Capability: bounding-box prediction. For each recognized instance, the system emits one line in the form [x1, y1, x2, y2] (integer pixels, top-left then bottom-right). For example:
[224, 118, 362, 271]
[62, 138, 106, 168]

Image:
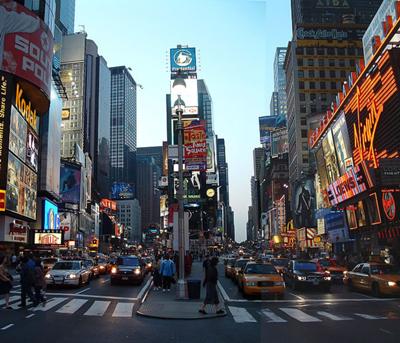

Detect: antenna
[78, 25, 86, 34]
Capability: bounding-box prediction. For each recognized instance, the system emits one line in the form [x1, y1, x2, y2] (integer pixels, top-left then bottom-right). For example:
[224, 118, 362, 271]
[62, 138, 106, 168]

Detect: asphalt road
[1, 266, 400, 343]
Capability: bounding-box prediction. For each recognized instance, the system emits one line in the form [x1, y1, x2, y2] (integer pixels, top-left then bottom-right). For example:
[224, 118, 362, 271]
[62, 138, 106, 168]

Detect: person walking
[160, 255, 176, 292]
[199, 257, 224, 315]
[153, 258, 162, 291]
[33, 259, 46, 306]
[0, 256, 12, 309]
[19, 256, 35, 307]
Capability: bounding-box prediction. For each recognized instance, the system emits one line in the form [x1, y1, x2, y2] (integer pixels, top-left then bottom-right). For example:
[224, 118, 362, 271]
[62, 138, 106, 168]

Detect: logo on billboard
[174, 50, 193, 67]
[382, 192, 396, 221]
[170, 47, 196, 73]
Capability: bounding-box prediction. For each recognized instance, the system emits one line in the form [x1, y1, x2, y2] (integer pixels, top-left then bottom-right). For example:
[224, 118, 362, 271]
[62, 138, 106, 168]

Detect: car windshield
[53, 262, 80, 270]
[295, 262, 317, 272]
[245, 264, 277, 274]
[235, 260, 250, 269]
[117, 257, 139, 266]
[271, 259, 288, 267]
[370, 265, 400, 275]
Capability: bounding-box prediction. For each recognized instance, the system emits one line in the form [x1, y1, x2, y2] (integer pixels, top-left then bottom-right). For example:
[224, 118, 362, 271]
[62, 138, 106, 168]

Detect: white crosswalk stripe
[56, 299, 88, 314]
[354, 313, 387, 320]
[228, 306, 257, 323]
[84, 300, 111, 317]
[317, 311, 353, 321]
[112, 302, 134, 317]
[0, 295, 19, 307]
[260, 308, 287, 323]
[278, 308, 322, 322]
[31, 297, 68, 312]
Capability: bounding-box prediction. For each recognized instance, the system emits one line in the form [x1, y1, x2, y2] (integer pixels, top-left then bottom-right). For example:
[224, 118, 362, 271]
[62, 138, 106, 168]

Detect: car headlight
[45, 273, 51, 279]
[134, 268, 141, 275]
[111, 267, 117, 274]
[67, 274, 77, 279]
[244, 281, 257, 286]
[100, 266, 105, 269]
[324, 276, 331, 281]
[388, 281, 397, 287]
[274, 281, 285, 286]
[147, 263, 152, 267]
[297, 276, 306, 281]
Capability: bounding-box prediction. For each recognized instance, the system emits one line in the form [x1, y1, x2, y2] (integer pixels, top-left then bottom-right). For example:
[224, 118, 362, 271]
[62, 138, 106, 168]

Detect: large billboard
[292, 178, 316, 229]
[184, 120, 207, 171]
[0, 1, 54, 100]
[271, 128, 288, 157]
[331, 112, 352, 175]
[170, 47, 196, 73]
[59, 161, 81, 204]
[111, 182, 135, 200]
[170, 78, 198, 116]
[259, 115, 286, 145]
[43, 199, 59, 231]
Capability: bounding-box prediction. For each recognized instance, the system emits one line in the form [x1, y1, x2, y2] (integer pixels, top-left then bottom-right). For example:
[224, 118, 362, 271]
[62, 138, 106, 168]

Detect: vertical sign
[184, 120, 207, 171]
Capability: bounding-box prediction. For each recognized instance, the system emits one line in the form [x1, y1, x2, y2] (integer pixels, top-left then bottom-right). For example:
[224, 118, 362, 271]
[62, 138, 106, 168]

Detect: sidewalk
[137, 261, 226, 320]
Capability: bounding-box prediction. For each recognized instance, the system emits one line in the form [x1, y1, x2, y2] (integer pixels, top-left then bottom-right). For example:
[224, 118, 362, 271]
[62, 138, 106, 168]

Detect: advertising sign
[34, 232, 62, 245]
[43, 199, 58, 231]
[332, 112, 352, 175]
[322, 130, 340, 184]
[271, 128, 288, 157]
[0, 1, 54, 99]
[100, 198, 117, 212]
[259, 115, 286, 145]
[206, 138, 216, 172]
[293, 179, 316, 228]
[59, 161, 81, 204]
[111, 182, 134, 199]
[170, 47, 196, 73]
[324, 211, 347, 231]
[170, 78, 198, 116]
[5, 220, 28, 243]
[184, 120, 206, 171]
[59, 212, 72, 241]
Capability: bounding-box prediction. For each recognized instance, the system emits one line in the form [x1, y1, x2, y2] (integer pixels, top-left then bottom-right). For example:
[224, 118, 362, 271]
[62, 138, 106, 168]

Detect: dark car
[110, 256, 145, 285]
[285, 260, 331, 292]
[97, 258, 110, 275]
[84, 259, 100, 279]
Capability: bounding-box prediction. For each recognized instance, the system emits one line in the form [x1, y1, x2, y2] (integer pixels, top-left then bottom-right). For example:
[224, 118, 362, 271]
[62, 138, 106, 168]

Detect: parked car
[343, 262, 400, 297]
[110, 255, 145, 285]
[224, 258, 236, 278]
[84, 259, 100, 279]
[270, 258, 289, 275]
[285, 260, 331, 291]
[45, 260, 91, 287]
[313, 258, 347, 282]
[237, 262, 285, 298]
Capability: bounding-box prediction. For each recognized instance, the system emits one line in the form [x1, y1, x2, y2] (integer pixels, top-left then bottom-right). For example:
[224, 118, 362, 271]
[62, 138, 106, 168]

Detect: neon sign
[382, 192, 396, 221]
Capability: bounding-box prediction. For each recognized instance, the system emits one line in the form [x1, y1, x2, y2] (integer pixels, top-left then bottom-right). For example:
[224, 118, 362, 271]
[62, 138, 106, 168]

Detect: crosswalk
[1, 296, 136, 318]
[228, 306, 398, 324]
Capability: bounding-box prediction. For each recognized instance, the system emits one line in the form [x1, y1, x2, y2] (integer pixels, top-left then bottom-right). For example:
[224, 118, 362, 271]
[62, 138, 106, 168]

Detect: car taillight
[111, 267, 117, 274]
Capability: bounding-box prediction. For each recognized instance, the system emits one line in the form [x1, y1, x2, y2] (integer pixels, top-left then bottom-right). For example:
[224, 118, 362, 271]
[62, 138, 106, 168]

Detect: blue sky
[75, 0, 292, 242]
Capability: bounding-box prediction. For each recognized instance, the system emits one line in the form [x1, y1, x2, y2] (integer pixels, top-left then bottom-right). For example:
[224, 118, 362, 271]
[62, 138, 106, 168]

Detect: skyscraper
[110, 66, 137, 188]
[198, 79, 214, 137]
[273, 47, 288, 117]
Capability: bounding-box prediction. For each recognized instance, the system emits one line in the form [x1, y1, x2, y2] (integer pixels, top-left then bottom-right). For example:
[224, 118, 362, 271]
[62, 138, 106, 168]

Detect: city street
[1, 265, 399, 343]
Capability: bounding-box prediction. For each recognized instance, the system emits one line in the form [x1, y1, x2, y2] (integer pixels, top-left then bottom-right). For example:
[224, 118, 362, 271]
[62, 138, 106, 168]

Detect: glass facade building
[198, 80, 213, 137]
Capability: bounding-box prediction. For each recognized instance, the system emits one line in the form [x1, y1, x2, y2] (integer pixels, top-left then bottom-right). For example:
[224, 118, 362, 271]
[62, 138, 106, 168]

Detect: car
[285, 260, 331, 291]
[224, 258, 236, 278]
[97, 258, 110, 275]
[270, 258, 289, 275]
[143, 257, 154, 274]
[237, 262, 285, 298]
[313, 258, 347, 282]
[343, 262, 400, 297]
[84, 259, 100, 279]
[42, 257, 61, 274]
[232, 259, 251, 283]
[45, 260, 91, 287]
[110, 255, 145, 285]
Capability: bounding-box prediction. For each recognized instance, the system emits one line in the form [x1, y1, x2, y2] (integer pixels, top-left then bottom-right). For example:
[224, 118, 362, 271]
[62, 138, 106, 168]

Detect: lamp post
[175, 95, 186, 299]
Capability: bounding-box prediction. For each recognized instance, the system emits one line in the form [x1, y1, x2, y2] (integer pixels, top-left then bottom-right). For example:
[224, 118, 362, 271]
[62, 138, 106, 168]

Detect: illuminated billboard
[34, 232, 62, 245]
[111, 182, 134, 200]
[170, 47, 196, 73]
[292, 178, 316, 229]
[331, 112, 352, 175]
[259, 115, 286, 145]
[60, 161, 81, 204]
[43, 199, 59, 231]
[322, 130, 340, 184]
[184, 120, 207, 171]
[170, 78, 198, 116]
[0, 1, 54, 100]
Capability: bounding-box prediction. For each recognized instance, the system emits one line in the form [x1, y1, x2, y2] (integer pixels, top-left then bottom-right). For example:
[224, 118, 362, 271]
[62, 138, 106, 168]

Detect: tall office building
[269, 92, 279, 116]
[116, 199, 141, 243]
[110, 66, 137, 187]
[273, 47, 288, 117]
[285, 0, 382, 201]
[137, 146, 163, 172]
[198, 79, 214, 137]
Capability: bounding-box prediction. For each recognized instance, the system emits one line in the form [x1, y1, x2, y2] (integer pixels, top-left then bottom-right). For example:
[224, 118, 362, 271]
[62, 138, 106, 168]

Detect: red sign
[0, 1, 54, 99]
[382, 192, 396, 221]
[184, 120, 206, 171]
[0, 190, 5, 211]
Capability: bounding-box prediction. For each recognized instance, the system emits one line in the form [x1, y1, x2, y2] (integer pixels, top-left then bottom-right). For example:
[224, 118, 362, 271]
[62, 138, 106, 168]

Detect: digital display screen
[34, 232, 62, 245]
[332, 112, 352, 175]
[322, 130, 340, 184]
[43, 199, 59, 231]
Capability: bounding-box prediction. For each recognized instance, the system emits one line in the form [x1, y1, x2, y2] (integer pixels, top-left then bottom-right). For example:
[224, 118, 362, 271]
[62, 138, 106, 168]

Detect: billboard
[0, 1, 54, 100]
[184, 120, 207, 171]
[206, 138, 216, 172]
[332, 112, 352, 175]
[170, 78, 198, 116]
[271, 128, 288, 157]
[43, 199, 59, 231]
[34, 232, 62, 245]
[59, 161, 81, 204]
[170, 47, 196, 73]
[111, 182, 134, 200]
[322, 130, 340, 184]
[293, 178, 316, 229]
[259, 115, 286, 145]
[100, 198, 117, 212]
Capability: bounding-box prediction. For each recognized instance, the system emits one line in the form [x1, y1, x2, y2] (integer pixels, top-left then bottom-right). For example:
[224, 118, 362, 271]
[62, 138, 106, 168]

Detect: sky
[75, 0, 292, 242]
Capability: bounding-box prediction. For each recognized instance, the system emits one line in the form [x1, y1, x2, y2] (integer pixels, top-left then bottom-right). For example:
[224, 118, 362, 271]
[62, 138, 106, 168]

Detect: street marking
[25, 314, 35, 319]
[225, 297, 399, 304]
[228, 306, 257, 323]
[289, 292, 305, 300]
[280, 308, 321, 322]
[84, 301, 110, 316]
[354, 313, 387, 320]
[0, 295, 19, 306]
[10, 298, 33, 310]
[112, 303, 134, 317]
[11, 291, 137, 301]
[56, 299, 88, 314]
[260, 308, 287, 323]
[31, 297, 68, 312]
[1, 324, 14, 331]
[317, 311, 353, 321]
[380, 328, 393, 335]
[218, 281, 231, 302]
[75, 288, 91, 294]
[137, 277, 153, 300]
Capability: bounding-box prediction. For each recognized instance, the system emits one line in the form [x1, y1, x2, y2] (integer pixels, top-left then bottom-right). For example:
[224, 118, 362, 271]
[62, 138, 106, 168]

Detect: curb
[133, 276, 153, 313]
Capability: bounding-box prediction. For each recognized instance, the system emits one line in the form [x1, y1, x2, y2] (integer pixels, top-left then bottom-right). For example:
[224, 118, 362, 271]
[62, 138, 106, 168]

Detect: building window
[301, 130, 308, 138]
[307, 59, 314, 67]
[329, 70, 336, 78]
[310, 93, 316, 101]
[339, 59, 346, 67]
[301, 117, 307, 126]
[327, 47, 335, 55]
[320, 82, 326, 89]
[306, 47, 314, 55]
[319, 70, 325, 78]
[317, 48, 325, 55]
[309, 70, 315, 78]
[299, 81, 305, 89]
[299, 93, 306, 101]
[298, 70, 304, 78]
[309, 81, 315, 89]
[329, 59, 335, 67]
[296, 47, 304, 55]
[340, 70, 346, 78]
[300, 105, 306, 113]
[318, 59, 324, 67]
[331, 81, 337, 90]
[297, 59, 303, 66]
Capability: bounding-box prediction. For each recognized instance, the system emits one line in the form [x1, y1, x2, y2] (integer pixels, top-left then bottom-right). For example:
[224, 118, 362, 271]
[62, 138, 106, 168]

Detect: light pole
[175, 95, 186, 299]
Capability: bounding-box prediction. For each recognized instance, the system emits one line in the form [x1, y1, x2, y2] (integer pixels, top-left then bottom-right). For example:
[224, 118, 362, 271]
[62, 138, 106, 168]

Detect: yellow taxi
[343, 262, 400, 297]
[237, 262, 285, 298]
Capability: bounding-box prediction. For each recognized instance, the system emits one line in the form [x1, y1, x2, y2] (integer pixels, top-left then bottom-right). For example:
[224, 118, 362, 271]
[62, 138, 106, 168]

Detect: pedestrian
[153, 258, 162, 291]
[0, 255, 12, 309]
[33, 259, 46, 306]
[19, 256, 35, 307]
[160, 255, 176, 292]
[199, 257, 224, 315]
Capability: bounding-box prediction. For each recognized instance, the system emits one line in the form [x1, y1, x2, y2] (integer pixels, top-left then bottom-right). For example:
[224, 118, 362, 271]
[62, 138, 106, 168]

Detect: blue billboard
[259, 115, 286, 144]
[111, 182, 135, 200]
[170, 47, 196, 73]
[60, 162, 81, 204]
[43, 199, 59, 231]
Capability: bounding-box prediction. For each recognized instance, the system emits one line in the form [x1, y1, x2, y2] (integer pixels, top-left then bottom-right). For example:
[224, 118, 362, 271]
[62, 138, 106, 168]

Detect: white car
[45, 260, 91, 287]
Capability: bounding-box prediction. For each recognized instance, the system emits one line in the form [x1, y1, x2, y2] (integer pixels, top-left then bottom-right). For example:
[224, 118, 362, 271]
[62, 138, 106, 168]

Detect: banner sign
[184, 120, 206, 171]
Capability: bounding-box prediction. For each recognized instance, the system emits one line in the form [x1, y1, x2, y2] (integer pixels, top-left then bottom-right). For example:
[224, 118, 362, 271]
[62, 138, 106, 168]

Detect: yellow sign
[61, 108, 70, 120]
[0, 190, 6, 211]
[314, 236, 321, 243]
[15, 83, 38, 131]
[206, 188, 215, 198]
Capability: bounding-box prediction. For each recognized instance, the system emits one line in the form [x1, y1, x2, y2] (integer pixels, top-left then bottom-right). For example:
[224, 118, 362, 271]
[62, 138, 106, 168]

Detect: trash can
[187, 279, 201, 299]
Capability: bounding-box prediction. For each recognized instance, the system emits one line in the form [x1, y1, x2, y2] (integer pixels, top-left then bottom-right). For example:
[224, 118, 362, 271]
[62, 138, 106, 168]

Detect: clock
[206, 189, 215, 198]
